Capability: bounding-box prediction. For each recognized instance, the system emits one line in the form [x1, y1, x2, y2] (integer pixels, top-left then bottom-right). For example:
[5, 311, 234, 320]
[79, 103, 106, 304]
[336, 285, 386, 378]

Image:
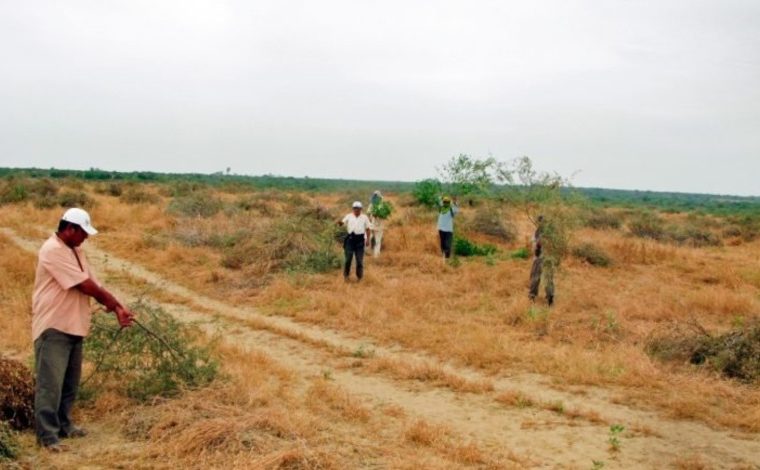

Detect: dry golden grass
[3, 181, 760, 466]
[0, 233, 35, 356]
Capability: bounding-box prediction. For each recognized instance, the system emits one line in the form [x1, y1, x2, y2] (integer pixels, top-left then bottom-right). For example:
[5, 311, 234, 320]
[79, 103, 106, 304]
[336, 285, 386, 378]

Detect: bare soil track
[4, 227, 759, 469]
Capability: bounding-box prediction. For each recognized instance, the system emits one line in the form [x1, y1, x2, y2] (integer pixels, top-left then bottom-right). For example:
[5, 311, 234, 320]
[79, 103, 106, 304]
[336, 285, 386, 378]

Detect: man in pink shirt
[32, 208, 135, 451]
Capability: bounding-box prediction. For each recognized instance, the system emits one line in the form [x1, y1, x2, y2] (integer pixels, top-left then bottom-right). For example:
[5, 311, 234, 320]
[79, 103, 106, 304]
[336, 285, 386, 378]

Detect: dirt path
[6, 228, 759, 469]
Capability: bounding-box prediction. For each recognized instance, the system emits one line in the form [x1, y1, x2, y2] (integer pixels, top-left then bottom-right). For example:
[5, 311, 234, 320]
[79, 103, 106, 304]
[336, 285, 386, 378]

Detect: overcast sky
[1, 1, 758, 196]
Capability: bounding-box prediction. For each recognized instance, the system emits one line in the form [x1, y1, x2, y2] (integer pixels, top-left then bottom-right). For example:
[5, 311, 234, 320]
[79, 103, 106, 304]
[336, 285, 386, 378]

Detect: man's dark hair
[57, 219, 79, 233]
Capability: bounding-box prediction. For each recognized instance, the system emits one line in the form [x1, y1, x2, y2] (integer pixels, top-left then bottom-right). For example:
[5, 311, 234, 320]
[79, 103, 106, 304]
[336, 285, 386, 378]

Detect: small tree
[437, 154, 497, 199]
[412, 178, 442, 208]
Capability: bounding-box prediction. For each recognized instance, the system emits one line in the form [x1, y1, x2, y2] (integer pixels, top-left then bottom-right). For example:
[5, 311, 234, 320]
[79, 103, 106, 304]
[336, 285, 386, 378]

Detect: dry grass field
[1, 178, 759, 469]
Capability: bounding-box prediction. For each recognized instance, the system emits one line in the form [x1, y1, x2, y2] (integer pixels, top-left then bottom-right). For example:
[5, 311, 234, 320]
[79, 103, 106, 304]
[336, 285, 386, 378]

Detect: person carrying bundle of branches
[31, 208, 135, 452]
[367, 190, 392, 257]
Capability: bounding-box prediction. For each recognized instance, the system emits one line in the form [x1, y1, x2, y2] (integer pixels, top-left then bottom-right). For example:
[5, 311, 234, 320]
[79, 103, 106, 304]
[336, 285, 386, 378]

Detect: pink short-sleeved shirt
[31, 234, 99, 341]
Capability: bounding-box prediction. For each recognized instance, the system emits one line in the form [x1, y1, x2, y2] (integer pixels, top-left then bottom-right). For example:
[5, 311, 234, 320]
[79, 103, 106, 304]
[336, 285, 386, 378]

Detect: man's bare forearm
[75, 278, 122, 311]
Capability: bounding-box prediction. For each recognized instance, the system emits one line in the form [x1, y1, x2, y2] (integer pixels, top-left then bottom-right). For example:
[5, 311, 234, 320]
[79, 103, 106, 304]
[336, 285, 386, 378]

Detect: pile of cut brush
[647, 319, 760, 383]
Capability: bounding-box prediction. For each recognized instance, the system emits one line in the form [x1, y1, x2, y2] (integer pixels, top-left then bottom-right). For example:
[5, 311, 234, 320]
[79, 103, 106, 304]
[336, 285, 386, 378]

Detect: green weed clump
[510, 247, 530, 259]
[571, 242, 612, 267]
[84, 302, 218, 402]
[0, 357, 34, 430]
[453, 236, 497, 257]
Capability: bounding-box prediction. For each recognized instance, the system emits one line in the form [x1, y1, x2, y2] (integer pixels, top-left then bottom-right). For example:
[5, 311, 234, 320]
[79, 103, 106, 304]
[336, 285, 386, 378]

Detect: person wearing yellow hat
[437, 196, 459, 259]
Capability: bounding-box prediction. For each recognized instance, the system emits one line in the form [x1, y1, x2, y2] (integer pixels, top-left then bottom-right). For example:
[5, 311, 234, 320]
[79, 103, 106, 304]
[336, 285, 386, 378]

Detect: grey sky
[1, 1, 758, 195]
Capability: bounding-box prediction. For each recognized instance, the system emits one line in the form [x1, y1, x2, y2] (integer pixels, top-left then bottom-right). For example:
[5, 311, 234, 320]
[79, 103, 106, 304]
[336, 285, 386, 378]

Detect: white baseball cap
[352, 201, 363, 208]
[61, 208, 98, 235]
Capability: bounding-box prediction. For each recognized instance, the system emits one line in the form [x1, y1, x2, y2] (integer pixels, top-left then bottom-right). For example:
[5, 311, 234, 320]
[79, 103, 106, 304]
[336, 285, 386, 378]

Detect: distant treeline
[1, 167, 758, 216]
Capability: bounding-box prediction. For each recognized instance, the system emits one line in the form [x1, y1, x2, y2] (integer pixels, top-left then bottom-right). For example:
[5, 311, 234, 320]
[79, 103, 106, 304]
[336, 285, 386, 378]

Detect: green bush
[0, 421, 19, 462]
[571, 242, 612, 267]
[168, 193, 224, 218]
[412, 179, 442, 208]
[454, 236, 497, 257]
[84, 302, 218, 402]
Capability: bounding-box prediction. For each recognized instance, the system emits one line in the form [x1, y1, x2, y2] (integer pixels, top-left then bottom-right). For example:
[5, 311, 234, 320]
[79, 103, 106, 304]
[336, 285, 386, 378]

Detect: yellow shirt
[31, 234, 98, 340]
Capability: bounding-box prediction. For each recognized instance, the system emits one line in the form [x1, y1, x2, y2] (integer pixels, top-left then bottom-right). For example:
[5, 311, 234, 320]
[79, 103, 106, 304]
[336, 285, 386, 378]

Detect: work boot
[547, 295, 554, 307]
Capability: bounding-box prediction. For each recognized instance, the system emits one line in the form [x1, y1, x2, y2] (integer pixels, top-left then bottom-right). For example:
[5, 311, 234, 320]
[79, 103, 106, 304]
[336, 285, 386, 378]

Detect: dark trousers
[529, 257, 555, 305]
[343, 234, 365, 279]
[439, 230, 453, 258]
[34, 328, 83, 446]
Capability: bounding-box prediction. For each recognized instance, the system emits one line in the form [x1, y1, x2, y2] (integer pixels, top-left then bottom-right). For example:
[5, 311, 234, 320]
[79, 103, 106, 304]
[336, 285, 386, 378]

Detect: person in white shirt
[337, 201, 371, 281]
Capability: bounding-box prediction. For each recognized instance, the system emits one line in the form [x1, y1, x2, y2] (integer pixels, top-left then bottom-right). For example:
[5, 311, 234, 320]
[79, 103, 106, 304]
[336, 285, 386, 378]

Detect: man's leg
[442, 231, 453, 258]
[34, 329, 74, 446]
[355, 239, 365, 280]
[544, 262, 555, 306]
[529, 257, 542, 301]
[439, 230, 446, 257]
[58, 337, 83, 437]
[343, 238, 354, 279]
[373, 230, 383, 257]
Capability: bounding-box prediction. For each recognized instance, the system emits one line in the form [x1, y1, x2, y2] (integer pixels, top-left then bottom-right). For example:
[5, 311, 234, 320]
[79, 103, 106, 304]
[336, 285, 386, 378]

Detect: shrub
[583, 208, 622, 230]
[571, 242, 612, 267]
[120, 187, 160, 205]
[168, 193, 224, 218]
[84, 302, 218, 401]
[647, 320, 760, 383]
[95, 182, 123, 197]
[0, 356, 34, 430]
[58, 190, 94, 208]
[0, 180, 27, 204]
[628, 211, 665, 240]
[454, 236, 497, 257]
[221, 210, 341, 274]
[412, 179, 442, 208]
[0, 421, 19, 462]
[469, 206, 516, 242]
[666, 224, 722, 247]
